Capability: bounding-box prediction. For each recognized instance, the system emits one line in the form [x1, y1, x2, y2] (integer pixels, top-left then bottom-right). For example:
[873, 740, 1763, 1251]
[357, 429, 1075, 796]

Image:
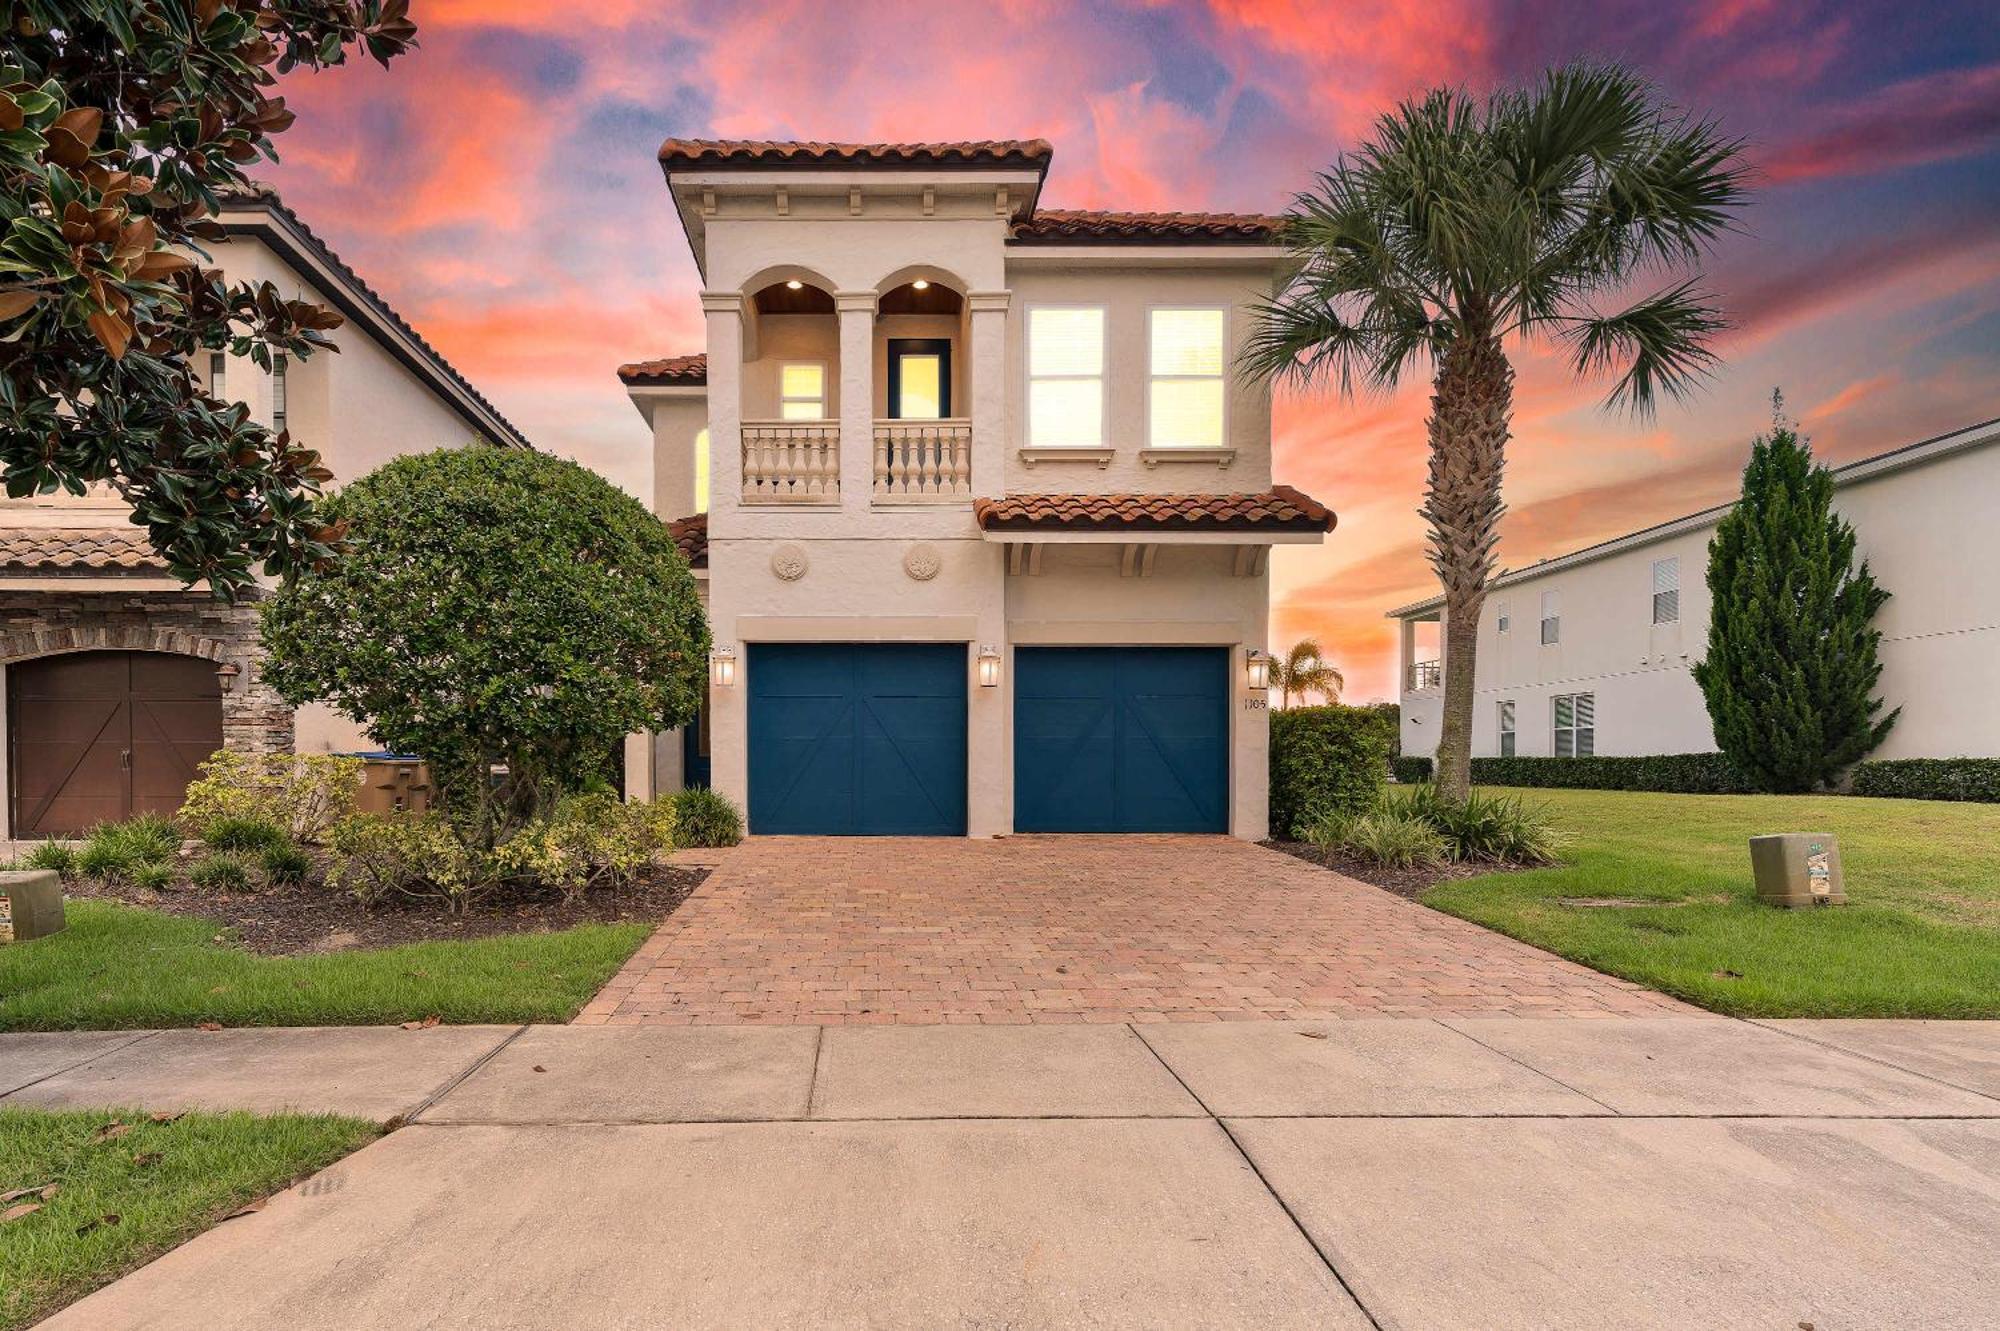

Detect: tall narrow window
[1027, 307, 1104, 447]
[693, 427, 710, 515]
[1496, 603, 1510, 634]
[208, 352, 227, 401]
[270, 354, 288, 435]
[1497, 700, 1516, 757]
[1553, 693, 1595, 757]
[1148, 308, 1225, 448]
[778, 362, 826, 420]
[1652, 556, 1680, 624]
[1540, 590, 1561, 645]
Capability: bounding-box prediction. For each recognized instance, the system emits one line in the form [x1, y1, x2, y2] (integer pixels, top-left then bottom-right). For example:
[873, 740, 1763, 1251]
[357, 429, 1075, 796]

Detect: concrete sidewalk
[7, 1017, 1998, 1329]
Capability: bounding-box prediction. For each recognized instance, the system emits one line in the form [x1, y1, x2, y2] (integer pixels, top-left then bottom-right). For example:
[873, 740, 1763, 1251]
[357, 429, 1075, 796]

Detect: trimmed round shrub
[188, 853, 252, 892]
[668, 787, 744, 849]
[1268, 705, 1393, 840]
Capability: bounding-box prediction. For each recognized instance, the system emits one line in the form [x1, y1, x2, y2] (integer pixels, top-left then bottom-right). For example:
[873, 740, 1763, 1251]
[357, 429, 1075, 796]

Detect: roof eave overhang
[1005, 244, 1289, 268]
[215, 203, 531, 450]
[979, 528, 1327, 545]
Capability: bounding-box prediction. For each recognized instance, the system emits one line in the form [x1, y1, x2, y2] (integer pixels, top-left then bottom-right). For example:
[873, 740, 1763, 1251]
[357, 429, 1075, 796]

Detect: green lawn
[0, 900, 651, 1031]
[0, 1106, 378, 1330]
[1424, 788, 2000, 1017]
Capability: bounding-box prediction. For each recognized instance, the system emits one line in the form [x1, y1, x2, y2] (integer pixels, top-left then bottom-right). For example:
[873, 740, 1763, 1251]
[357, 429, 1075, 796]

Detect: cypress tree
[1693, 407, 1899, 791]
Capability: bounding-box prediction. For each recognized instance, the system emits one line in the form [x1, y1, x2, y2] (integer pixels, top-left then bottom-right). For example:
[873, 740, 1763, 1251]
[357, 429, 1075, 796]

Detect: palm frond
[1559, 278, 1727, 414]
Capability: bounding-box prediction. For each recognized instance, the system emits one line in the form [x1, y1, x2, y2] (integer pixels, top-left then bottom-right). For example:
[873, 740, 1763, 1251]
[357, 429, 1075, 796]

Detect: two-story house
[1388, 416, 2000, 766]
[619, 139, 1335, 839]
[1, 187, 529, 838]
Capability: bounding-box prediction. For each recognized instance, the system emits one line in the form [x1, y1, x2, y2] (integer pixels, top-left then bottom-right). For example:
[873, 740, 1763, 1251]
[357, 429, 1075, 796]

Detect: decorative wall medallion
[902, 542, 942, 581]
[770, 544, 809, 581]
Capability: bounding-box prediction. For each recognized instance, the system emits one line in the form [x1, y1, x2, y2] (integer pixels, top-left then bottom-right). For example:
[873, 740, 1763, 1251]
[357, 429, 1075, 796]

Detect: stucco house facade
[1, 189, 529, 838]
[621, 139, 1334, 839]
[1390, 417, 2000, 765]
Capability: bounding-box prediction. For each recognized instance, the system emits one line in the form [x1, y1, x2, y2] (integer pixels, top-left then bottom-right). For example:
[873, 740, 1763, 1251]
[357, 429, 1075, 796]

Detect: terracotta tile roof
[618, 353, 708, 387]
[1009, 209, 1287, 246]
[0, 527, 167, 574]
[973, 486, 1334, 534]
[217, 186, 532, 449]
[667, 512, 708, 569]
[659, 140, 1052, 172]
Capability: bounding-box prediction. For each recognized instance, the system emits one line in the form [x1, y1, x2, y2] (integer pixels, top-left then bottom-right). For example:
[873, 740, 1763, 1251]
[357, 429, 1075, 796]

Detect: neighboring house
[1, 187, 529, 837]
[1390, 417, 2000, 765]
[619, 139, 1334, 838]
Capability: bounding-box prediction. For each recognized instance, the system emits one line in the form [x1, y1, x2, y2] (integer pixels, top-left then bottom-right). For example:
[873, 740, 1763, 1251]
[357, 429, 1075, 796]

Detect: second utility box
[0, 869, 66, 943]
[1749, 832, 1845, 908]
[350, 753, 433, 815]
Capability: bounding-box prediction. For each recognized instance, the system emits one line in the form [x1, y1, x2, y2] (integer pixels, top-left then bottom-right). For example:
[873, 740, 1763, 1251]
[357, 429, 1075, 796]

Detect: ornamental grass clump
[1387, 785, 1567, 865]
[667, 788, 744, 849]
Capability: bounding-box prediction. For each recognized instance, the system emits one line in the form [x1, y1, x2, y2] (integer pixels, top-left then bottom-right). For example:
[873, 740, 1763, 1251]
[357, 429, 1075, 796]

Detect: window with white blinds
[1497, 700, 1516, 757]
[1496, 603, 1510, 634]
[1652, 556, 1680, 624]
[1148, 308, 1225, 448]
[1028, 307, 1105, 447]
[779, 363, 826, 420]
[271, 354, 288, 435]
[1553, 692, 1595, 757]
[1540, 590, 1561, 645]
[208, 351, 227, 401]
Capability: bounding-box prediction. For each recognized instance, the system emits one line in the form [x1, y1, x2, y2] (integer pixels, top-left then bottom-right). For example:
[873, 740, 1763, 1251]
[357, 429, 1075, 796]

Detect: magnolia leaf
[2, 1203, 41, 1223]
[0, 288, 43, 319]
[51, 106, 103, 145]
[86, 308, 132, 359]
[0, 93, 21, 132]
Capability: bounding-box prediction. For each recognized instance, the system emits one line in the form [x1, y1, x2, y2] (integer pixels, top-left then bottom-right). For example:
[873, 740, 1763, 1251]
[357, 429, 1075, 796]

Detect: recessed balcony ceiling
[752, 282, 834, 315]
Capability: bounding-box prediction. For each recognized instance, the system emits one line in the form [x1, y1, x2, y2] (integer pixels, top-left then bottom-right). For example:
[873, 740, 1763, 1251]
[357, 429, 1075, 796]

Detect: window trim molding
[1023, 302, 1107, 451]
[1143, 304, 1229, 451]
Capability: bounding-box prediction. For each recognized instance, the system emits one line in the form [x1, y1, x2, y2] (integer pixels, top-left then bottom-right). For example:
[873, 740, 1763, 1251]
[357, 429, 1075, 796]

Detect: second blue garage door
[1014, 647, 1229, 833]
[747, 643, 967, 835]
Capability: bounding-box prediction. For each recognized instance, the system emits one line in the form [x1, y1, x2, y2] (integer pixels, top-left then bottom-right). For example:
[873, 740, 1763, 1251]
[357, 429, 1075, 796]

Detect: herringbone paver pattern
[577, 836, 1693, 1025]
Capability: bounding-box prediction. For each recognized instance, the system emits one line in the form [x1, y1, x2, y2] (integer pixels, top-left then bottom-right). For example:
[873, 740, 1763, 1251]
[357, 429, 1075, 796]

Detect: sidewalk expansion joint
[402, 1025, 529, 1125]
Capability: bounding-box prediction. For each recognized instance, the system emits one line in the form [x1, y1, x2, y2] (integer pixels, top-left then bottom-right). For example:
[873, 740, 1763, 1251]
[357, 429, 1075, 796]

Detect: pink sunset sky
[261, 1, 2000, 701]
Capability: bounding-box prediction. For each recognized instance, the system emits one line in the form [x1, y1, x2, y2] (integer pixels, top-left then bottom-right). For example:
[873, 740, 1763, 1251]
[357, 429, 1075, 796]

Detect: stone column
[700, 292, 749, 816]
[967, 291, 1009, 498]
[834, 291, 876, 508]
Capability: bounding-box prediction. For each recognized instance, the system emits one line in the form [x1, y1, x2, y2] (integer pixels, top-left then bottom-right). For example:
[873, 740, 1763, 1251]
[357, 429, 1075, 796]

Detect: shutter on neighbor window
[1652, 557, 1680, 624]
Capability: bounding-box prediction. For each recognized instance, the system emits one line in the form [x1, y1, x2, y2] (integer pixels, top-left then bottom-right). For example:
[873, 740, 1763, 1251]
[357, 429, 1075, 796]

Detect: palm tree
[1270, 638, 1345, 709]
[1244, 64, 1747, 801]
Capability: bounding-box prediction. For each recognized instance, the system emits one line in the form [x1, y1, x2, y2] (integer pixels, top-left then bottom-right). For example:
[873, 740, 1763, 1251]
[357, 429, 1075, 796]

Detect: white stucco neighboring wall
[1394, 421, 2000, 765]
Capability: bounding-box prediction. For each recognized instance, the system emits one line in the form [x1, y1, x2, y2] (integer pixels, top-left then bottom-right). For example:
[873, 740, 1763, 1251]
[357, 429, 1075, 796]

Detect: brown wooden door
[9, 651, 223, 836]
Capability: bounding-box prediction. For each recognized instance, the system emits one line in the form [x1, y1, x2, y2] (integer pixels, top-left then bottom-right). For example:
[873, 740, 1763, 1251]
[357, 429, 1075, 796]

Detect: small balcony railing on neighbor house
[1408, 660, 1442, 691]
[742, 419, 839, 503]
[874, 419, 971, 501]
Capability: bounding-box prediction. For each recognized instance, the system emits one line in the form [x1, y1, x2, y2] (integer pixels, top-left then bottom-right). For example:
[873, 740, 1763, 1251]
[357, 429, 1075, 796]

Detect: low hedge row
[1850, 758, 2000, 803]
[1390, 752, 1756, 794]
[1269, 705, 1394, 839]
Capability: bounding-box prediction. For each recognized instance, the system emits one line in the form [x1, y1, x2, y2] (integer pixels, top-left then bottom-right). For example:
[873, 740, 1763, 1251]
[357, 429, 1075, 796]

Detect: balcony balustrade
[873, 419, 971, 501]
[1408, 660, 1443, 691]
[741, 419, 839, 503]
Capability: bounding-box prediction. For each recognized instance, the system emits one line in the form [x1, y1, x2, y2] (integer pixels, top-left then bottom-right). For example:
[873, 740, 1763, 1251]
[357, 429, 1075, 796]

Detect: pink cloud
[1764, 62, 2000, 184]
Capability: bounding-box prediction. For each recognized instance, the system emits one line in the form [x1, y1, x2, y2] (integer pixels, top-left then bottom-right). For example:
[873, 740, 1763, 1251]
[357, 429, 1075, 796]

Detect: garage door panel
[1015, 647, 1228, 834]
[748, 644, 966, 836]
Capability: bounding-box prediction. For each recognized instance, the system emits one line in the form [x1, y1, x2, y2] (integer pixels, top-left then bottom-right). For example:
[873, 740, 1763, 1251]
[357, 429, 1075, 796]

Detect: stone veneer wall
[0, 588, 293, 754]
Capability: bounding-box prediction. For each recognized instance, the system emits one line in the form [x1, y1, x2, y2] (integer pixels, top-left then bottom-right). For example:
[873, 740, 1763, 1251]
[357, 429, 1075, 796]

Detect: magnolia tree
[260, 447, 710, 849]
[0, 2, 417, 594]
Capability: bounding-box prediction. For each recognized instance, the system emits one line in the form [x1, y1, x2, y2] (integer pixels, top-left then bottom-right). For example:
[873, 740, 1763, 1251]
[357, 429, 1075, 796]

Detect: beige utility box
[1748, 832, 1845, 908]
[0, 869, 66, 943]
[353, 757, 433, 815]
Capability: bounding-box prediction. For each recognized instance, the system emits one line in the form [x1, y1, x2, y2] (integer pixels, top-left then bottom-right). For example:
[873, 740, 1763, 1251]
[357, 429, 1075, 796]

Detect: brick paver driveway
[580, 836, 1688, 1025]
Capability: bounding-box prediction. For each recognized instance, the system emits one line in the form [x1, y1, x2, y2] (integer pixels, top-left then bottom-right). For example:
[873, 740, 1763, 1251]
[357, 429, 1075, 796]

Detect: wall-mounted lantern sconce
[710, 648, 738, 688]
[1245, 649, 1272, 692]
[214, 661, 241, 693]
[976, 645, 1002, 689]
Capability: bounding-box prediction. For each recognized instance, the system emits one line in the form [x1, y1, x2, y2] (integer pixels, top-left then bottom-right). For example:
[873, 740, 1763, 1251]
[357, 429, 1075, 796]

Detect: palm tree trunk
[1422, 329, 1512, 803]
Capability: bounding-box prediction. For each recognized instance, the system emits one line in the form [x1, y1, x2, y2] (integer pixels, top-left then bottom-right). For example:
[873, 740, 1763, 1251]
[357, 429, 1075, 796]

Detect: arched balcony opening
[739, 277, 840, 503]
[873, 277, 971, 501]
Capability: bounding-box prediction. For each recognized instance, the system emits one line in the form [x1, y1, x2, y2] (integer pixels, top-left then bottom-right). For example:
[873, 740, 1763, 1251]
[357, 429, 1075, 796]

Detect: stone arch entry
[7, 647, 225, 836]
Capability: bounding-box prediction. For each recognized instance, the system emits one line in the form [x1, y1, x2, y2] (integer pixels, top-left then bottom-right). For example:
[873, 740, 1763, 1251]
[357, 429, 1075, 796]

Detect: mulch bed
[64, 862, 709, 956]
[1262, 839, 1519, 902]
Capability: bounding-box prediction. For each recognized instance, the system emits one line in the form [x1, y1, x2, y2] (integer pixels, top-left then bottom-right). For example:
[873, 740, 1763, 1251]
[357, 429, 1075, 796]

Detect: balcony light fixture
[710, 647, 738, 688]
[976, 645, 1002, 688]
[912, 279, 930, 290]
[1245, 649, 1272, 692]
[785, 279, 803, 290]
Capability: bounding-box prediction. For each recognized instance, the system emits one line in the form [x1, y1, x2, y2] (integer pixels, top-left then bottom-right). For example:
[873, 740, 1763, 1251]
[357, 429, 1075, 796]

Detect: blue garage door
[748, 643, 967, 835]
[1014, 647, 1229, 833]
